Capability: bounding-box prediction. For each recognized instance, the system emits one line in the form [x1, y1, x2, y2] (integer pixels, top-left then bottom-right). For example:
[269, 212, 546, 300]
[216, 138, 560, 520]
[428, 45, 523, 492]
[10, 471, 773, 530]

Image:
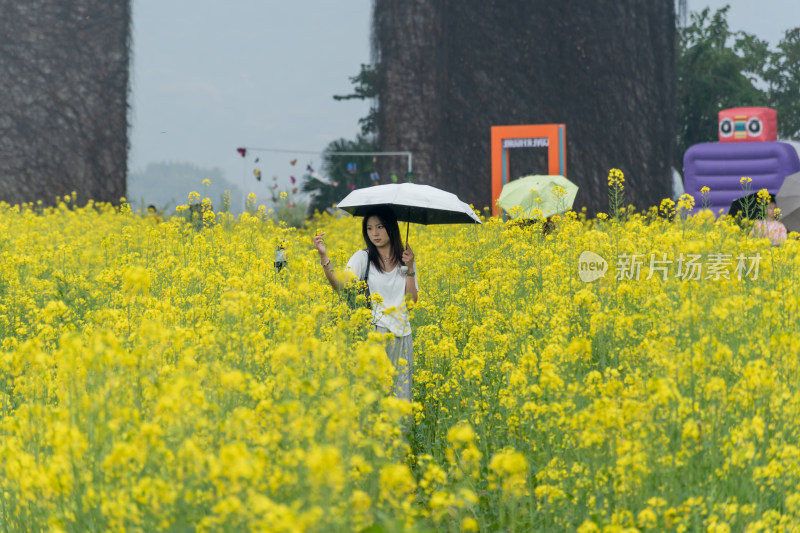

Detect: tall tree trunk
[0, 0, 131, 206]
[372, 0, 445, 185]
[374, 0, 675, 213]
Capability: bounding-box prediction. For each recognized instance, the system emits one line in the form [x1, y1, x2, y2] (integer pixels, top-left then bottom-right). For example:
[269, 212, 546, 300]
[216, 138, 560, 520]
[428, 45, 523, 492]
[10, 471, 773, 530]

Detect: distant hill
[127, 162, 243, 213]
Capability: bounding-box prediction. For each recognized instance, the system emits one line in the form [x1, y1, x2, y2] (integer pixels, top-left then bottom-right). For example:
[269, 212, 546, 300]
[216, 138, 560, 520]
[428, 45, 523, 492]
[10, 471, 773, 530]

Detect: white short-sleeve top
[346, 249, 418, 337]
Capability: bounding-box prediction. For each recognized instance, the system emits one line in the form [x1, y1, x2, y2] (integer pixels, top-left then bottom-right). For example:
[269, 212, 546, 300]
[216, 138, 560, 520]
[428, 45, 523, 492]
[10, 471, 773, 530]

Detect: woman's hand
[313, 232, 327, 257]
[402, 244, 418, 303]
[402, 245, 415, 271]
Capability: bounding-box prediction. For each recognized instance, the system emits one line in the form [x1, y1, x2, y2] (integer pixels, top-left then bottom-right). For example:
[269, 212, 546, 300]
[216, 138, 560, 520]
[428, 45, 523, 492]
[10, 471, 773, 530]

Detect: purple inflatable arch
[683, 141, 800, 214]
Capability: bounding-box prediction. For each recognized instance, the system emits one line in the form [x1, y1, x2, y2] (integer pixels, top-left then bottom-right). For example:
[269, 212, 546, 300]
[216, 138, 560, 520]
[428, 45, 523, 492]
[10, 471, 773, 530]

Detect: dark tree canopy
[0, 0, 131, 206]
[373, 0, 675, 213]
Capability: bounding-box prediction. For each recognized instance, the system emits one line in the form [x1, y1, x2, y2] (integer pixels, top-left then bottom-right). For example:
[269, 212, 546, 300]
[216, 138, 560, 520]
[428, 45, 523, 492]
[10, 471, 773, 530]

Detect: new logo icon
[579, 251, 608, 282]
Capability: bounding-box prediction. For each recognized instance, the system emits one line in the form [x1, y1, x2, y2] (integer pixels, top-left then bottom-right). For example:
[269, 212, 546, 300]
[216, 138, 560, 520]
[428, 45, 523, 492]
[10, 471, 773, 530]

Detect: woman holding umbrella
[313, 205, 418, 401]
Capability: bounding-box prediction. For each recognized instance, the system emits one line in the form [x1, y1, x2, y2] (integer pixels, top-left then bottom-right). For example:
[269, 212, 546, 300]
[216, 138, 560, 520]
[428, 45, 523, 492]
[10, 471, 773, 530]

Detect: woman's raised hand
[402, 244, 415, 270]
[312, 232, 327, 256]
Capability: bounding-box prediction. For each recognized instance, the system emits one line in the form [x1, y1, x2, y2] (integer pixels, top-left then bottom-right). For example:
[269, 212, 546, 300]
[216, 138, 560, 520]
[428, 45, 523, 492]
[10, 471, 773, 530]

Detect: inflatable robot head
[718, 107, 777, 142]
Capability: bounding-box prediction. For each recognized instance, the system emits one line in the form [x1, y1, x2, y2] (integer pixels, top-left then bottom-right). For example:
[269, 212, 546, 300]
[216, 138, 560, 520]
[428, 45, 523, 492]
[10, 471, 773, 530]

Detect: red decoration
[237, 147, 247, 157]
[718, 107, 777, 143]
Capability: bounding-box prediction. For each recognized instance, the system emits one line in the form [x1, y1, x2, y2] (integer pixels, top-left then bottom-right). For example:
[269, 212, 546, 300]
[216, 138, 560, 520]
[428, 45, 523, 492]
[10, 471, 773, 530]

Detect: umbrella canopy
[777, 171, 800, 232]
[497, 175, 578, 219]
[728, 191, 774, 219]
[336, 183, 481, 225]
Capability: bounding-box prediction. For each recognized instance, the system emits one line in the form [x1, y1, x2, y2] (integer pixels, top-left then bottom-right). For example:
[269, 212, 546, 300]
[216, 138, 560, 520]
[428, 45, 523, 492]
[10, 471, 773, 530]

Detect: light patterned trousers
[375, 326, 413, 401]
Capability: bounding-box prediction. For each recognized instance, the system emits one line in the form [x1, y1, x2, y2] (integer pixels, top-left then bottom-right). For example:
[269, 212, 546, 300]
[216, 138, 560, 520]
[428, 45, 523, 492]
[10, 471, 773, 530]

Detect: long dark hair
[361, 206, 404, 273]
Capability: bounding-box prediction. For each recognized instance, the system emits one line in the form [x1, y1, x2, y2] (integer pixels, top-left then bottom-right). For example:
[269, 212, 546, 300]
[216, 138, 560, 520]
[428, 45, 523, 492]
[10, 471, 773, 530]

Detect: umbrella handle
[401, 221, 410, 275]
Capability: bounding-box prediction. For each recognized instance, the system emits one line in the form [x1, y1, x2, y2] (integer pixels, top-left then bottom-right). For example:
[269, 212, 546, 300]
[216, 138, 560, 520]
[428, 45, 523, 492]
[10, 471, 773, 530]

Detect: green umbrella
[497, 174, 579, 219]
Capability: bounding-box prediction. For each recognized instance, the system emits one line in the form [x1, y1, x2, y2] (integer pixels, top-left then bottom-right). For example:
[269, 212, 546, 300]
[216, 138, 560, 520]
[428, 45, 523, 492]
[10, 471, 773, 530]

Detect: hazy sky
[127, 0, 373, 205]
[127, 1, 799, 204]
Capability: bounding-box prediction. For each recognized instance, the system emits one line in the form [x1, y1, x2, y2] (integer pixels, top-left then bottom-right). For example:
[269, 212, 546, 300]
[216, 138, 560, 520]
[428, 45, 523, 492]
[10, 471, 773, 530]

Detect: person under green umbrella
[497, 175, 578, 220]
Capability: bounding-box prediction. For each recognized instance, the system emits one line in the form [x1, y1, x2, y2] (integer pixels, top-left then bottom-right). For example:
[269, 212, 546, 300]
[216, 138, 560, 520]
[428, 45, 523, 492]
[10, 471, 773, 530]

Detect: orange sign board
[491, 124, 566, 216]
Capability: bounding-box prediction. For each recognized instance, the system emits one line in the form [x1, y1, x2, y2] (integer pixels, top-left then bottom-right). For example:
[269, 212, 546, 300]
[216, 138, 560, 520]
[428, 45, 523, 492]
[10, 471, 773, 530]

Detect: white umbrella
[777, 171, 800, 233]
[337, 183, 481, 245]
[337, 183, 481, 225]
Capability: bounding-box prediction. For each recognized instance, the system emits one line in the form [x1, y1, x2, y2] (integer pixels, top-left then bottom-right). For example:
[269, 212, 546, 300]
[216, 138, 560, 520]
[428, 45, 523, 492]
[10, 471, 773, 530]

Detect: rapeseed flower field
[1, 187, 800, 532]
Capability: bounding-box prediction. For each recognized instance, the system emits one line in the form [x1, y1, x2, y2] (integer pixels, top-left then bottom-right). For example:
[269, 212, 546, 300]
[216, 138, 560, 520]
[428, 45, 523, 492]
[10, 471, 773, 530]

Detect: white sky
[693, 0, 799, 42]
[127, 1, 799, 202]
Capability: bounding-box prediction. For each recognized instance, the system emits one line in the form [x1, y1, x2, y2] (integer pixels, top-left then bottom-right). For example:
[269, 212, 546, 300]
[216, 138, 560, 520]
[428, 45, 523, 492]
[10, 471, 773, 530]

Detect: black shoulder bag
[362, 260, 372, 309]
[343, 256, 372, 310]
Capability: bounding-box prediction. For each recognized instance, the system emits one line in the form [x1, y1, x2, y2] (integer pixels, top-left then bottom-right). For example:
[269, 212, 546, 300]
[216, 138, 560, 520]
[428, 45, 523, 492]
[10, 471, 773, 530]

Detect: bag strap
[363, 253, 372, 310]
